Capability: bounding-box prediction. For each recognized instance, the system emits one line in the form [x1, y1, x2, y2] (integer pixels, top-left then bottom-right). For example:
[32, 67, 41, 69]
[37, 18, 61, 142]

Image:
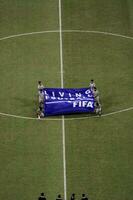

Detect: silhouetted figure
[38, 193, 46, 200]
[81, 194, 88, 200]
[56, 194, 63, 200]
[71, 193, 75, 200]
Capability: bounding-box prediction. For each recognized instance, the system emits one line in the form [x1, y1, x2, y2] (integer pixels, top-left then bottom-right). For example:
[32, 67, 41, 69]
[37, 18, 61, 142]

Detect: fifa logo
[73, 101, 93, 108]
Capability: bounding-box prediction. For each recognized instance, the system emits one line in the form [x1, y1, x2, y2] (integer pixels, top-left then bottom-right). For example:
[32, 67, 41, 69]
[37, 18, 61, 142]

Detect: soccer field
[0, 0, 133, 200]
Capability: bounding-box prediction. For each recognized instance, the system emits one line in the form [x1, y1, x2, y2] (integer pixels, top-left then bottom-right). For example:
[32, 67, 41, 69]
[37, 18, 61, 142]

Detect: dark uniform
[81, 194, 88, 200]
[56, 194, 62, 200]
[38, 193, 46, 200]
[71, 193, 75, 200]
[81, 198, 88, 200]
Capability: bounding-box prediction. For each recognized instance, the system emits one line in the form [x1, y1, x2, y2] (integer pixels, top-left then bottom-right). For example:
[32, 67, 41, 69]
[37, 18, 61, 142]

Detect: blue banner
[43, 88, 95, 116]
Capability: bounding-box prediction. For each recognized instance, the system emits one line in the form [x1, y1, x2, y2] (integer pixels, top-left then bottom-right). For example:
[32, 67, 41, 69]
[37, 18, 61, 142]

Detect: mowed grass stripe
[65, 111, 133, 200]
[0, 0, 59, 37]
[62, 0, 133, 200]
[0, 1, 65, 200]
[0, 118, 64, 200]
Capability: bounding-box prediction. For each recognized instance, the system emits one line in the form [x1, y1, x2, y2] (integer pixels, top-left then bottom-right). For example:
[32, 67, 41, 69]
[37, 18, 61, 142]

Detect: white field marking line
[1, 30, 133, 41]
[101, 107, 133, 117]
[0, 106, 133, 121]
[0, 30, 59, 41]
[0, 112, 61, 120]
[58, 1, 67, 200]
[63, 30, 133, 40]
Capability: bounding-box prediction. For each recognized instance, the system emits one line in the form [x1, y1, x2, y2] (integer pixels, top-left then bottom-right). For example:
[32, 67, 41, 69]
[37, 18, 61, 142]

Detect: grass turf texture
[0, 0, 133, 200]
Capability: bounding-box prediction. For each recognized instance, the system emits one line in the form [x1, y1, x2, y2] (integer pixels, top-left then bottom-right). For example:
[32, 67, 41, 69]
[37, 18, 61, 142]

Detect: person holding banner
[37, 106, 44, 119]
[95, 102, 102, 116]
[38, 81, 45, 106]
[38, 81, 44, 92]
[89, 79, 96, 90]
[37, 88, 45, 118]
[93, 87, 100, 105]
[39, 89, 44, 104]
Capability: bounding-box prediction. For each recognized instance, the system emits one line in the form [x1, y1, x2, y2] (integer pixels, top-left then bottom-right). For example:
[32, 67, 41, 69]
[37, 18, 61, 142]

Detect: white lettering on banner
[75, 93, 82, 98]
[82, 101, 88, 107]
[59, 92, 65, 97]
[79, 101, 82, 107]
[44, 90, 94, 101]
[51, 97, 56, 100]
[44, 91, 49, 100]
[87, 94, 93, 97]
[57, 97, 64, 100]
[52, 92, 55, 97]
[73, 101, 93, 108]
[44, 91, 48, 95]
[45, 95, 49, 100]
[85, 89, 91, 94]
[68, 93, 72, 97]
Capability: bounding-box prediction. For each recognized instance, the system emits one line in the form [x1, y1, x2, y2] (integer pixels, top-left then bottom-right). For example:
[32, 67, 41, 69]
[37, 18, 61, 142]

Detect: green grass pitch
[0, 0, 133, 200]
